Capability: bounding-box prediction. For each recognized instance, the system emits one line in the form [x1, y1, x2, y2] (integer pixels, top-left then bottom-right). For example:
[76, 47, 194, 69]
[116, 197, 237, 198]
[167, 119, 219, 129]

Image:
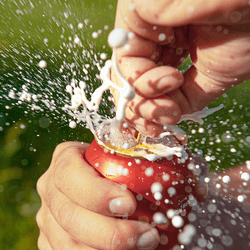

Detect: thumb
[132, 0, 250, 26]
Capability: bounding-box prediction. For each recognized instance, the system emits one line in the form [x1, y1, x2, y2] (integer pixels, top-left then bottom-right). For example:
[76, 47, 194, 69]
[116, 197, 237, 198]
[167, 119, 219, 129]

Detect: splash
[65, 28, 224, 161]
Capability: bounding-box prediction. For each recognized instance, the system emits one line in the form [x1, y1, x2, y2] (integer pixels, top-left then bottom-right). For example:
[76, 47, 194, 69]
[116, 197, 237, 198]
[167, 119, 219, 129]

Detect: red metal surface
[85, 140, 194, 249]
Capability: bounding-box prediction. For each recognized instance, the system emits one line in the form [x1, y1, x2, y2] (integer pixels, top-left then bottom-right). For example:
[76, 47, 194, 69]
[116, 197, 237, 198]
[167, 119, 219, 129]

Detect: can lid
[96, 132, 189, 161]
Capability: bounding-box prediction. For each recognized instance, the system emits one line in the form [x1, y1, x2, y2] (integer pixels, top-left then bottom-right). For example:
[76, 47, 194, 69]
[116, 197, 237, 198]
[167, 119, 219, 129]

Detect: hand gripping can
[85, 133, 202, 249]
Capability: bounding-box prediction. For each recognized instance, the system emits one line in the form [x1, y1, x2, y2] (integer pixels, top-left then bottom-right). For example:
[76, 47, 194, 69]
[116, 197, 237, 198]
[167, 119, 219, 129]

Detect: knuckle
[36, 208, 43, 229]
[37, 233, 43, 250]
[37, 174, 47, 198]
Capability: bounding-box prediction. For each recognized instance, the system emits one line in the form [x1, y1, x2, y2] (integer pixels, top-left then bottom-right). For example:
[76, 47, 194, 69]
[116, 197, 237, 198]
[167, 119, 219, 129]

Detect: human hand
[111, 0, 250, 137]
[36, 141, 160, 250]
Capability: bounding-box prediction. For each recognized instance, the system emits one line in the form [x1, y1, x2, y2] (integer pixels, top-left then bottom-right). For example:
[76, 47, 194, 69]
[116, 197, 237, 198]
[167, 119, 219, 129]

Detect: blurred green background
[0, 0, 249, 249]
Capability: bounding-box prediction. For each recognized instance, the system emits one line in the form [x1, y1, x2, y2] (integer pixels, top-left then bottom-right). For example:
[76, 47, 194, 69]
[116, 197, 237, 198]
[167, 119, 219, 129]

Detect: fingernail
[109, 198, 134, 215]
[137, 228, 159, 249]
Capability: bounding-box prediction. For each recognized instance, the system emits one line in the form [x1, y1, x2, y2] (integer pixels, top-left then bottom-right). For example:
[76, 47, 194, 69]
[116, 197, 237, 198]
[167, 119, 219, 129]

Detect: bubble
[222, 175, 231, 183]
[159, 235, 168, 245]
[188, 213, 197, 222]
[100, 53, 107, 60]
[38, 60, 47, 69]
[229, 11, 242, 23]
[135, 159, 141, 164]
[178, 224, 196, 245]
[69, 121, 77, 129]
[237, 195, 244, 202]
[172, 215, 184, 228]
[241, 172, 250, 182]
[122, 168, 129, 176]
[221, 235, 233, 247]
[39, 117, 50, 129]
[153, 212, 168, 224]
[188, 163, 195, 170]
[78, 22, 84, 29]
[151, 182, 163, 194]
[74, 37, 81, 44]
[158, 33, 166, 41]
[162, 173, 170, 181]
[207, 204, 217, 213]
[154, 192, 162, 200]
[168, 187, 176, 196]
[197, 238, 207, 248]
[212, 228, 222, 237]
[145, 167, 154, 176]
[92, 32, 98, 39]
[204, 177, 210, 183]
[136, 194, 143, 201]
[108, 28, 128, 48]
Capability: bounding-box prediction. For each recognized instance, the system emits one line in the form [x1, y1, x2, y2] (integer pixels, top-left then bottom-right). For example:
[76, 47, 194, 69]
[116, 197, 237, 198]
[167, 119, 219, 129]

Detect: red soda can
[85, 132, 203, 249]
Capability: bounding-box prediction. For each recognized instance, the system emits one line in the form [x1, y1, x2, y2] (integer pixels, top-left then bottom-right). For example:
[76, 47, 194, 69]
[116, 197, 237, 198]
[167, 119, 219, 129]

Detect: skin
[112, 0, 250, 137]
[36, 141, 207, 250]
[37, 0, 250, 249]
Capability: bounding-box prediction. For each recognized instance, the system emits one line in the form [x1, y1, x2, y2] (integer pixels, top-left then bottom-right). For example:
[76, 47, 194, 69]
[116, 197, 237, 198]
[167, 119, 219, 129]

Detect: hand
[112, 0, 250, 137]
[36, 142, 160, 250]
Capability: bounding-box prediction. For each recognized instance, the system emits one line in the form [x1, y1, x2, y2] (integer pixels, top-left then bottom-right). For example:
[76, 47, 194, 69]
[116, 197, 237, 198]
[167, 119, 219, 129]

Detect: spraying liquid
[1, 7, 249, 249]
[65, 28, 223, 162]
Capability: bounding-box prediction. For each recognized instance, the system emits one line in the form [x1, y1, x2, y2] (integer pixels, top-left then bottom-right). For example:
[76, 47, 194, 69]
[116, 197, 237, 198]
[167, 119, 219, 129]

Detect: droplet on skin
[128, 32, 135, 40]
[229, 11, 242, 23]
[188, 6, 194, 13]
[124, 44, 131, 51]
[129, 3, 135, 10]
[158, 33, 166, 41]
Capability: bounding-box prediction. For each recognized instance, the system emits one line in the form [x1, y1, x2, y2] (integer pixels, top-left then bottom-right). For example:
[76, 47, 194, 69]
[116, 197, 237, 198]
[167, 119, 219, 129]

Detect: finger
[37, 231, 53, 250]
[132, 65, 184, 98]
[189, 25, 250, 87]
[125, 107, 164, 137]
[51, 142, 137, 217]
[44, 184, 159, 250]
[37, 205, 95, 250]
[132, 0, 250, 26]
[116, 0, 174, 45]
[128, 93, 182, 125]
